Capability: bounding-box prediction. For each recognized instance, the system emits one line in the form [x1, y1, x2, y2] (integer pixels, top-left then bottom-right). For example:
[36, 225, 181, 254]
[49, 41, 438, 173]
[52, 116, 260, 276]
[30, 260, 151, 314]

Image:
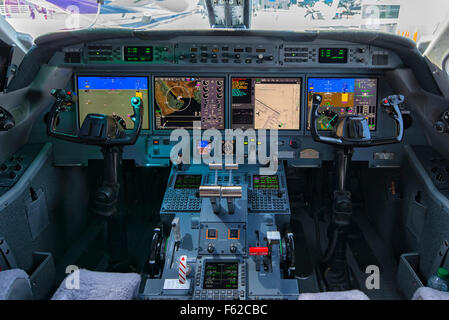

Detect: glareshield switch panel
[175, 43, 277, 65]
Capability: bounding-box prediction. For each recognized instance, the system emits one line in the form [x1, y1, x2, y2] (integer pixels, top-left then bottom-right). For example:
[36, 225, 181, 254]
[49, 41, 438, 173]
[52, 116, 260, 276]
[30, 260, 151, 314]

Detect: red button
[249, 247, 269, 256]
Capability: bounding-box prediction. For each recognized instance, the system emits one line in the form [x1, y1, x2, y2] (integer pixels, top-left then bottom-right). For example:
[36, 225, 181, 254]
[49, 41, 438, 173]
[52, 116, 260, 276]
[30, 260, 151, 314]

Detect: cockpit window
[1, 0, 448, 45]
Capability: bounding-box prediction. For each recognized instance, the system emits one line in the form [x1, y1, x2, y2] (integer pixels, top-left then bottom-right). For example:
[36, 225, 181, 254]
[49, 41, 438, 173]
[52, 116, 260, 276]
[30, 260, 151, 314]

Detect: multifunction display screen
[123, 46, 153, 62]
[154, 77, 224, 130]
[231, 77, 301, 130]
[319, 48, 348, 63]
[253, 175, 279, 189]
[174, 175, 202, 189]
[203, 262, 238, 289]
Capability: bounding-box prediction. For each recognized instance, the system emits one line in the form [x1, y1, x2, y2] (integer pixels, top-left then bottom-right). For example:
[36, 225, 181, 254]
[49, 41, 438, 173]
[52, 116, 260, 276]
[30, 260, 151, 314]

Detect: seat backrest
[412, 287, 449, 300]
[0, 269, 33, 300]
[298, 290, 370, 300]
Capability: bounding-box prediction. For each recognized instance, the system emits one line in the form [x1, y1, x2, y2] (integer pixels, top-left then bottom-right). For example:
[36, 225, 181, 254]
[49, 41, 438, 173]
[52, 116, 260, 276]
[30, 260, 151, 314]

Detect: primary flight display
[307, 78, 378, 131]
[77, 76, 149, 129]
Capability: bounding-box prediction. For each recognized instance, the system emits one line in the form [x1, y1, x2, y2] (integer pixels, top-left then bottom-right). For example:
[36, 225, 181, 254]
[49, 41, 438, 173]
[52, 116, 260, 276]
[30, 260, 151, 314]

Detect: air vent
[64, 52, 81, 63]
[87, 45, 113, 62]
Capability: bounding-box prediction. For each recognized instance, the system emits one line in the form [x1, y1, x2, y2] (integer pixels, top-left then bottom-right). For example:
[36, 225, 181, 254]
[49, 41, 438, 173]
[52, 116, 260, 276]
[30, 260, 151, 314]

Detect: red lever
[249, 247, 269, 256]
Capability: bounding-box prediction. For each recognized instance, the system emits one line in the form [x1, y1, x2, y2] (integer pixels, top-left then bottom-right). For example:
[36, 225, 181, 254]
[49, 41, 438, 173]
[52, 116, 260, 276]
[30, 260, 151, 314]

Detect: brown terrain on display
[155, 80, 200, 117]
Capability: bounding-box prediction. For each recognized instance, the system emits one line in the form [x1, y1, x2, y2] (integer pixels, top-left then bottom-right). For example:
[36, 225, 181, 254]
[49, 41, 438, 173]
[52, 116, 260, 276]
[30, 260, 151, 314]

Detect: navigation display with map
[231, 78, 301, 130]
[307, 78, 378, 131]
[77, 76, 149, 129]
[154, 77, 225, 130]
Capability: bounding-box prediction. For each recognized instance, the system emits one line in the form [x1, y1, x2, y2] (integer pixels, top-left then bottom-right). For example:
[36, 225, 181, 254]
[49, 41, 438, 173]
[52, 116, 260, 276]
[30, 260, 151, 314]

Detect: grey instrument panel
[53, 37, 401, 69]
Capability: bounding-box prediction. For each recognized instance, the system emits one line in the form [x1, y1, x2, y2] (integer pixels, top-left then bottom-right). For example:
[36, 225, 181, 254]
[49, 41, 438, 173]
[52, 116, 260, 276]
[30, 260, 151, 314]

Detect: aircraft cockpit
[0, 0, 449, 305]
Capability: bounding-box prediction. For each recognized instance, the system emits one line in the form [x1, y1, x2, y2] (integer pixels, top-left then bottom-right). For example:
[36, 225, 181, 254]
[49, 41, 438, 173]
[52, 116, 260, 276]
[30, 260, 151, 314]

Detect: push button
[249, 247, 269, 256]
[206, 228, 217, 239]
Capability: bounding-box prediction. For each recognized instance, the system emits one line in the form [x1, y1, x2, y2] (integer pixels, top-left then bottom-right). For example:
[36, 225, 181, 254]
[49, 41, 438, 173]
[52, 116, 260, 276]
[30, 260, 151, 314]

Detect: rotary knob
[230, 244, 237, 253]
[207, 243, 214, 253]
[434, 121, 447, 134]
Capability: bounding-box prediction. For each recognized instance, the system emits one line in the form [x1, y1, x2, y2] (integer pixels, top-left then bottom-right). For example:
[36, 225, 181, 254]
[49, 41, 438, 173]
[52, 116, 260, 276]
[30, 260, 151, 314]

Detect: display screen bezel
[76, 75, 150, 130]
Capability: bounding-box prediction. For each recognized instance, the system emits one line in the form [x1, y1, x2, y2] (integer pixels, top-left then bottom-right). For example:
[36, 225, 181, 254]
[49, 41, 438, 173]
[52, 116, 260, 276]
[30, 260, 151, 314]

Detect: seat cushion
[52, 269, 141, 300]
[412, 287, 449, 300]
[298, 290, 370, 300]
[0, 269, 33, 300]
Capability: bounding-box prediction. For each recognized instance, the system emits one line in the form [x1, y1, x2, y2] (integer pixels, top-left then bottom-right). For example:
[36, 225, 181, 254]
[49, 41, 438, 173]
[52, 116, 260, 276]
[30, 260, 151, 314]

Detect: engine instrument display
[307, 78, 378, 131]
[123, 46, 153, 62]
[203, 262, 238, 289]
[77, 76, 149, 129]
[174, 174, 202, 189]
[154, 77, 224, 130]
[319, 48, 348, 63]
[253, 175, 279, 189]
[231, 77, 301, 130]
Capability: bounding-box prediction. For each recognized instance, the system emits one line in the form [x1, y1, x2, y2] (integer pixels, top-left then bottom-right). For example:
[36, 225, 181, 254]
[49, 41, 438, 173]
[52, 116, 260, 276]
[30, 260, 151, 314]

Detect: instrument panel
[61, 41, 395, 68]
[74, 75, 379, 133]
[60, 37, 401, 137]
[45, 32, 415, 168]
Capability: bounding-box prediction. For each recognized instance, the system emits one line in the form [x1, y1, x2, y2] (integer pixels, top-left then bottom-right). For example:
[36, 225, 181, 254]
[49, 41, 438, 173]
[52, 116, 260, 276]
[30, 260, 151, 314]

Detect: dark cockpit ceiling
[8, 29, 438, 169]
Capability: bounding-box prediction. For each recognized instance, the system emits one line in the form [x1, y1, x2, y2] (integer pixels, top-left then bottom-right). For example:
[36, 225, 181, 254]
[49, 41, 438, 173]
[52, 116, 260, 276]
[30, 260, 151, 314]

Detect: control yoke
[310, 94, 404, 147]
[45, 88, 144, 270]
[310, 93, 405, 290]
[47, 89, 143, 146]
